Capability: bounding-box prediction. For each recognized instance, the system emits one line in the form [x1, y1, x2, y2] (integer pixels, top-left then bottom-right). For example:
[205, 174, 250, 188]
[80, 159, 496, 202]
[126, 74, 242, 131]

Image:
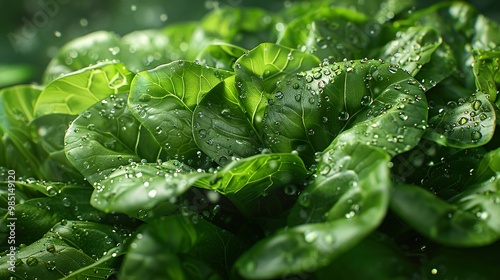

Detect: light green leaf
[198, 153, 310, 216]
[196, 43, 247, 71]
[0, 85, 43, 178]
[35, 62, 134, 118]
[64, 93, 166, 185]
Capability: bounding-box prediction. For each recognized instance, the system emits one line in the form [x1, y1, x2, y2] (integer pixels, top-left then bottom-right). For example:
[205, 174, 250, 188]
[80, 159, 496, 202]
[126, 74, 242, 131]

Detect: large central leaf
[264, 59, 428, 164]
[128, 61, 232, 168]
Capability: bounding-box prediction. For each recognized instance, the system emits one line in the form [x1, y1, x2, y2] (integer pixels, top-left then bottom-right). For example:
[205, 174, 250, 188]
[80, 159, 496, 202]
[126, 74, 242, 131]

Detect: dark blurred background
[0, 0, 498, 87]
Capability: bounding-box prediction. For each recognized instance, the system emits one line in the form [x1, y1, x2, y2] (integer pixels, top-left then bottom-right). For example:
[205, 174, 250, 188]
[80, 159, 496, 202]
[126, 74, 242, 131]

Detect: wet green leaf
[64, 93, 166, 185]
[235, 143, 390, 278]
[128, 61, 231, 168]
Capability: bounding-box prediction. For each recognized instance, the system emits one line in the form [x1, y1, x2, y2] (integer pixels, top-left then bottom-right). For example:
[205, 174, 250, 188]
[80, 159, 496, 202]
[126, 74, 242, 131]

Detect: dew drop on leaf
[471, 131, 482, 141]
[27, 257, 39, 266]
[275, 91, 284, 99]
[338, 111, 350, 121]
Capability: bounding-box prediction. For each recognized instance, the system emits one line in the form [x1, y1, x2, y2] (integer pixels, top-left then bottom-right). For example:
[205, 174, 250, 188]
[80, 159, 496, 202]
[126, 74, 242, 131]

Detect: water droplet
[275, 91, 284, 99]
[472, 100, 482, 111]
[138, 95, 152, 102]
[399, 113, 409, 121]
[46, 244, 56, 253]
[338, 111, 350, 121]
[292, 83, 300, 89]
[313, 72, 322, 79]
[83, 161, 90, 169]
[62, 197, 71, 207]
[360, 95, 372, 106]
[388, 65, 398, 73]
[305, 75, 313, 83]
[299, 193, 311, 207]
[155, 126, 163, 134]
[294, 94, 302, 102]
[471, 131, 482, 141]
[304, 231, 318, 242]
[219, 156, 228, 165]
[82, 111, 92, 118]
[27, 257, 39, 266]
[198, 129, 207, 138]
[458, 117, 468, 125]
[54, 31, 62, 37]
[148, 190, 157, 198]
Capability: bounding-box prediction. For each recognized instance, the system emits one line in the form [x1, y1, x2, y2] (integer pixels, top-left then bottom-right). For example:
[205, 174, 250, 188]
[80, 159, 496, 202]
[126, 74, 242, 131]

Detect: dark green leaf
[235, 143, 390, 278]
[391, 180, 500, 246]
[128, 61, 231, 167]
[425, 92, 495, 148]
[91, 160, 207, 219]
[265, 59, 428, 165]
[119, 215, 247, 280]
[379, 26, 442, 77]
[473, 49, 500, 103]
[198, 153, 310, 216]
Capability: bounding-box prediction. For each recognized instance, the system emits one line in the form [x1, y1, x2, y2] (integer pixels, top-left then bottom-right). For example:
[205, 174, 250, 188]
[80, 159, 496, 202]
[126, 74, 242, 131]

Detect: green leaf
[200, 7, 278, 49]
[414, 41, 457, 91]
[235, 142, 390, 278]
[0, 220, 128, 280]
[0, 85, 43, 178]
[378, 26, 442, 77]
[193, 76, 263, 165]
[128, 61, 231, 168]
[91, 160, 207, 219]
[264, 59, 428, 165]
[198, 153, 310, 216]
[43, 31, 125, 83]
[0, 186, 133, 245]
[234, 42, 321, 131]
[64, 93, 166, 185]
[196, 43, 247, 71]
[390, 179, 500, 246]
[0, 64, 34, 88]
[31, 114, 85, 182]
[425, 91, 495, 148]
[473, 49, 500, 103]
[278, 7, 370, 61]
[119, 215, 247, 280]
[314, 232, 417, 280]
[35, 62, 134, 118]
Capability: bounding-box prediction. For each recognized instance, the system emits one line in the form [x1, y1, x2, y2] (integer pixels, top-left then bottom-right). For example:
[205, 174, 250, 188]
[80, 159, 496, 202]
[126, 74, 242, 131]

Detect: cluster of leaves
[2, 0, 500, 279]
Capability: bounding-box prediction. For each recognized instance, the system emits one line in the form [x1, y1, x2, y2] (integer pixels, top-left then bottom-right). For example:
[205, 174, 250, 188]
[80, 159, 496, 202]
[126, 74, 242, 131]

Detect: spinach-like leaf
[265, 59, 428, 165]
[473, 49, 500, 103]
[91, 160, 207, 219]
[197, 153, 310, 216]
[35, 62, 134, 118]
[119, 215, 247, 280]
[234, 42, 321, 131]
[425, 91, 495, 148]
[64, 93, 166, 185]
[196, 43, 246, 71]
[193, 76, 263, 165]
[278, 7, 370, 61]
[235, 142, 390, 278]
[0, 185, 134, 246]
[43, 31, 125, 83]
[128, 61, 231, 167]
[391, 179, 500, 246]
[0, 85, 43, 178]
[379, 26, 442, 77]
[0, 220, 128, 279]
